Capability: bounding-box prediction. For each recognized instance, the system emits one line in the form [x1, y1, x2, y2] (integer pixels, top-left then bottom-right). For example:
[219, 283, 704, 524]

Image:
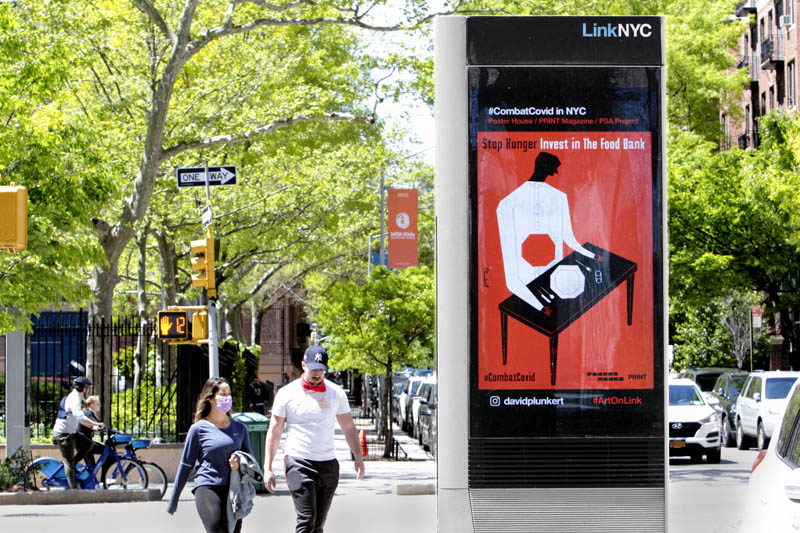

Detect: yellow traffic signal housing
[192, 311, 209, 342]
[190, 229, 216, 298]
[0, 185, 28, 252]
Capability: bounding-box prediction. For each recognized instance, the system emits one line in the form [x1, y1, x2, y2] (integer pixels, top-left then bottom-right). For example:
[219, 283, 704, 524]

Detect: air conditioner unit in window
[780, 14, 793, 27]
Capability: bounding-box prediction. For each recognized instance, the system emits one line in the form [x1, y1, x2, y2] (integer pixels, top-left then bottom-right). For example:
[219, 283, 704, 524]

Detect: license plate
[669, 440, 686, 448]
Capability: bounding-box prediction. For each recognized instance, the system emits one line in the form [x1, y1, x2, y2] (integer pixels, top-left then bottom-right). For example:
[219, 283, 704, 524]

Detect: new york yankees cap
[303, 346, 328, 371]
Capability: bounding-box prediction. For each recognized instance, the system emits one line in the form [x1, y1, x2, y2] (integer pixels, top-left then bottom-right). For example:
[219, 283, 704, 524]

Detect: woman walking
[167, 377, 252, 533]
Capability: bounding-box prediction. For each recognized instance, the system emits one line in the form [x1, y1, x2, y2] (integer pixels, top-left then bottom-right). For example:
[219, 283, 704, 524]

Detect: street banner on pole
[387, 188, 418, 268]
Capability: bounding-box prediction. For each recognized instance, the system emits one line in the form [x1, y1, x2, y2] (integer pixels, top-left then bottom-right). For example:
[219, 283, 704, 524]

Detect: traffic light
[157, 306, 209, 345]
[190, 228, 216, 298]
[0, 185, 28, 252]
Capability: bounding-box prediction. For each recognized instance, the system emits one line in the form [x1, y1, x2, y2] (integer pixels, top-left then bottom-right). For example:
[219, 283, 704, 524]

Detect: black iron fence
[26, 312, 178, 442]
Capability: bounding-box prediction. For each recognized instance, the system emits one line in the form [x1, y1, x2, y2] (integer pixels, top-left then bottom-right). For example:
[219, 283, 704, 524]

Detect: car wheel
[736, 419, 749, 450]
[721, 416, 733, 448]
[689, 452, 702, 463]
[757, 421, 768, 451]
[706, 447, 721, 464]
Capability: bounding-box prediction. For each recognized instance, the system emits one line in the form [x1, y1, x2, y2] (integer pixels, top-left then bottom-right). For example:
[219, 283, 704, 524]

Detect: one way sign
[176, 166, 237, 188]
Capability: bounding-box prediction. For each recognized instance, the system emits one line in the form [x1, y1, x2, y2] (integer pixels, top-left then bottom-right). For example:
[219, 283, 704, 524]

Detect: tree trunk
[88, 219, 131, 428]
[133, 224, 149, 390]
[251, 301, 266, 346]
[154, 230, 177, 308]
[225, 302, 247, 344]
[154, 230, 178, 388]
[779, 308, 799, 370]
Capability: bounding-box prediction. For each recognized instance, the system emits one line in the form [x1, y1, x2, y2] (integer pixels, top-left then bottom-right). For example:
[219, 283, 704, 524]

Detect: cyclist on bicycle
[79, 395, 107, 469]
[51, 376, 104, 488]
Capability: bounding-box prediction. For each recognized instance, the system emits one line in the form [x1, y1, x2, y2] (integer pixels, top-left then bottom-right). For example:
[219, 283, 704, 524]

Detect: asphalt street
[0, 427, 437, 533]
[0, 432, 761, 533]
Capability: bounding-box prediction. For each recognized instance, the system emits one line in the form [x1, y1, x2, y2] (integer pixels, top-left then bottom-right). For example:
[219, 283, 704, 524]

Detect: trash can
[232, 411, 270, 492]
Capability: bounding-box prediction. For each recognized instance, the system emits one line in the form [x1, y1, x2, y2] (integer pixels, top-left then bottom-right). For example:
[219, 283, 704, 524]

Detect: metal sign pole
[5, 323, 28, 456]
[209, 296, 219, 378]
[203, 167, 219, 378]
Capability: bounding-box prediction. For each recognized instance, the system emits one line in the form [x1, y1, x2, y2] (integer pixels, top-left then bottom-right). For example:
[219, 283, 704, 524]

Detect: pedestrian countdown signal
[157, 310, 190, 340]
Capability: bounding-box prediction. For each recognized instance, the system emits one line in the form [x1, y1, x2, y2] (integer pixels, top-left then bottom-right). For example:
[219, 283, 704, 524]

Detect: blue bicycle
[26, 430, 148, 491]
[121, 438, 168, 499]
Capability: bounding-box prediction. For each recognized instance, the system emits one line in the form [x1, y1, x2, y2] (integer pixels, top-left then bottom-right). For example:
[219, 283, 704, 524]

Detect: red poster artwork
[477, 131, 654, 391]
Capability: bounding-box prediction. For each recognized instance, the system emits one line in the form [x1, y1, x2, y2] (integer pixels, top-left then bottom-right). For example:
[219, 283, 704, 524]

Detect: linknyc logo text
[581, 22, 653, 38]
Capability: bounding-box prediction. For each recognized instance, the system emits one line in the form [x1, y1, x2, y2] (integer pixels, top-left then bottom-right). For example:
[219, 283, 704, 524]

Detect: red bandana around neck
[302, 376, 326, 392]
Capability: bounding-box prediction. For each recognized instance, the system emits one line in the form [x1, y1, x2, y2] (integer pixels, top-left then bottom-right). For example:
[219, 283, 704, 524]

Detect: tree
[312, 266, 434, 457]
[720, 291, 765, 370]
[670, 290, 769, 371]
[668, 117, 800, 369]
[0, 4, 116, 333]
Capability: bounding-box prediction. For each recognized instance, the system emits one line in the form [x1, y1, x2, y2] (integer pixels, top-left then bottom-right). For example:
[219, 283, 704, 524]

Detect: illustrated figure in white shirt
[496, 152, 599, 313]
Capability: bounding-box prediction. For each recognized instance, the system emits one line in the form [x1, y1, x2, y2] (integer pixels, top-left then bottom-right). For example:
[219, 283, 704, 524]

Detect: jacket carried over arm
[227, 451, 264, 533]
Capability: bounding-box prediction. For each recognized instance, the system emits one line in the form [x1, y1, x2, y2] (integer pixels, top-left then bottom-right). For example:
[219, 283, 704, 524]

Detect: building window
[762, 92, 767, 114]
[789, 61, 796, 108]
[770, 86, 776, 109]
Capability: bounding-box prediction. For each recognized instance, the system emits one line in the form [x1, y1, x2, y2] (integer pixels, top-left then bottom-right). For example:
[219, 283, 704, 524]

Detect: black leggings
[194, 485, 241, 533]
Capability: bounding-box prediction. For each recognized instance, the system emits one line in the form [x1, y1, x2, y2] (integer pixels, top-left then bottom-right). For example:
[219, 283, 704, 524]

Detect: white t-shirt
[272, 378, 350, 461]
[52, 389, 87, 436]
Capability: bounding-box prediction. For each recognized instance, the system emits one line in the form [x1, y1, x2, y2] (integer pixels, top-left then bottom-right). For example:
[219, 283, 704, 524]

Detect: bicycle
[121, 438, 168, 499]
[26, 430, 148, 491]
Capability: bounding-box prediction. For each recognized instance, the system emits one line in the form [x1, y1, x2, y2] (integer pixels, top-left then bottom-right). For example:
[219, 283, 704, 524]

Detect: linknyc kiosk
[435, 16, 667, 533]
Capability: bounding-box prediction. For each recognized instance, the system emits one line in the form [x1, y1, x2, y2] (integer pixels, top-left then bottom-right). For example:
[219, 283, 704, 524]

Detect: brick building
[727, 0, 797, 149]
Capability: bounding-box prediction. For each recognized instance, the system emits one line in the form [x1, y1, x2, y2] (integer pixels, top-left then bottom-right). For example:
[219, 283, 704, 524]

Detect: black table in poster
[499, 242, 637, 386]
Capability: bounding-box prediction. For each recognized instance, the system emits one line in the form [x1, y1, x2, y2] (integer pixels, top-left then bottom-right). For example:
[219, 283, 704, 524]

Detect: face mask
[215, 395, 233, 414]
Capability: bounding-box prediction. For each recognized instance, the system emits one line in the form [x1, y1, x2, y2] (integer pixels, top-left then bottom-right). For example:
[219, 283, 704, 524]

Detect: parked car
[418, 383, 437, 457]
[741, 380, 800, 533]
[678, 367, 739, 406]
[409, 378, 435, 439]
[397, 376, 426, 431]
[736, 371, 800, 450]
[668, 378, 722, 463]
[390, 380, 407, 426]
[711, 371, 750, 447]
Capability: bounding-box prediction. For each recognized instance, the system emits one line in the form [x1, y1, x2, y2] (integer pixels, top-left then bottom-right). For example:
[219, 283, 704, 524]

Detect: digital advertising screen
[469, 66, 664, 439]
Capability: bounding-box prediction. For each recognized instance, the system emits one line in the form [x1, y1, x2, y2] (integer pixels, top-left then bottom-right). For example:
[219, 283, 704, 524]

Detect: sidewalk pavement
[0, 423, 438, 533]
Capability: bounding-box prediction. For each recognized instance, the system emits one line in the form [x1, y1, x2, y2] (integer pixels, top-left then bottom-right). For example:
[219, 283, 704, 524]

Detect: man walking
[51, 376, 105, 488]
[248, 375, 274, 415]
[264, 346, 365, 532]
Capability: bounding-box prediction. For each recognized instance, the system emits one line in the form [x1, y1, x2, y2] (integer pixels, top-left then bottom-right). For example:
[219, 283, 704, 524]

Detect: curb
[0, 488, 161, 505]
[395, 482, 436, 496]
